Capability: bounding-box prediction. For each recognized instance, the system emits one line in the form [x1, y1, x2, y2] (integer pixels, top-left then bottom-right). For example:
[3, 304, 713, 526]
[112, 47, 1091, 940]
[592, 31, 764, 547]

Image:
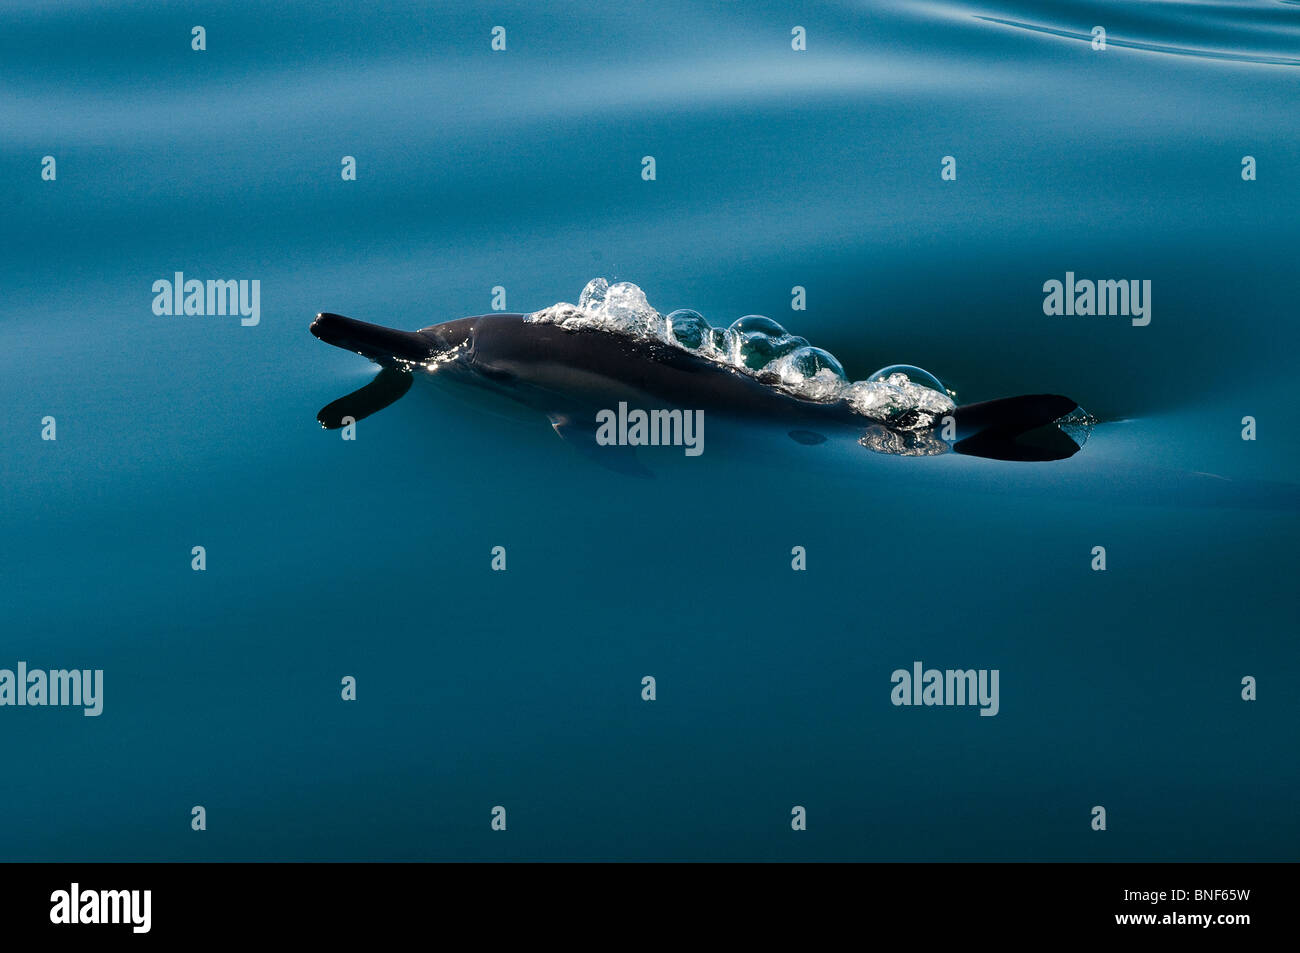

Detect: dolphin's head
[416, 315, 491, 361]
[310, 312, 436, 367]
[418, 313, 535, 383]
[309, 312, 510, 368]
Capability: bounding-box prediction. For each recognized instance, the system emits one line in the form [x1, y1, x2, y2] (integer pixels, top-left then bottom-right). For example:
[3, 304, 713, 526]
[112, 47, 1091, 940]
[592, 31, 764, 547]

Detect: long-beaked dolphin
[309, 310, 1084, 462]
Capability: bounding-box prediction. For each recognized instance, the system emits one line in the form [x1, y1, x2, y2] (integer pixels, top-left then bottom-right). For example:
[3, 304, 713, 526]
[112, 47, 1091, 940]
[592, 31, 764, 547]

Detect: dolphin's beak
[311, 313, 434, 366]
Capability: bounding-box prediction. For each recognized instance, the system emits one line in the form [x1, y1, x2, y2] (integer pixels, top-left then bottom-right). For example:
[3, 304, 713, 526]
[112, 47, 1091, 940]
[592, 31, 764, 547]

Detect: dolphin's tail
[949, 394, 1082, 461]
[310, 313, 433, 366]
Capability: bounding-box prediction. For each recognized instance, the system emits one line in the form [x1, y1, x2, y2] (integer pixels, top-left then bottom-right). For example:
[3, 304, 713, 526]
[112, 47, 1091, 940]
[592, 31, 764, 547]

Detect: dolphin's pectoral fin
[317, 367, 414, 429]
[547, 413, 654, 479]
[949, 394, 1083, 461]
[788, 429, 827, 446]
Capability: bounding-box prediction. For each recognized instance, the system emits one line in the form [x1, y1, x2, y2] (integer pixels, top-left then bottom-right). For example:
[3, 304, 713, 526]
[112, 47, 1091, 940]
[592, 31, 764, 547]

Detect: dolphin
[309, 311, 1084, 462]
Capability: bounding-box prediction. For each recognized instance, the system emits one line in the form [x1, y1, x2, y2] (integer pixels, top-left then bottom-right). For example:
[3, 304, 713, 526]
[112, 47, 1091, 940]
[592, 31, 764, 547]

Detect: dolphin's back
[462, 314, 856, 421]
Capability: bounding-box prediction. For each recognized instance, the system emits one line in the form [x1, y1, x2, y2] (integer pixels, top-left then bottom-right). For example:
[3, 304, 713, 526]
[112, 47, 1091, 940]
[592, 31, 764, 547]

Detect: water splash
[1055, 406, 1098, 449]
[528, 278, 666, 338]
[527, 279, 956, 428]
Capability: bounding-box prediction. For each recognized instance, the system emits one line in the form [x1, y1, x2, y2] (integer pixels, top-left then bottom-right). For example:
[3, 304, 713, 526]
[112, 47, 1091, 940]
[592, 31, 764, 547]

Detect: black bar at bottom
[0, 862, 1281, 940]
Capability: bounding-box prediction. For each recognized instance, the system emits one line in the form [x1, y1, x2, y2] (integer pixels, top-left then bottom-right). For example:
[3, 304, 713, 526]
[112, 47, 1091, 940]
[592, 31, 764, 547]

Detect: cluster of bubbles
[527, 279, 956, 429]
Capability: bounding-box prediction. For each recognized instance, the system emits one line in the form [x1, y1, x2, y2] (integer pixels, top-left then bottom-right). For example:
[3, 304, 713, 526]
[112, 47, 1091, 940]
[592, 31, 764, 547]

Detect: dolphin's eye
[477, 365, 515, 383]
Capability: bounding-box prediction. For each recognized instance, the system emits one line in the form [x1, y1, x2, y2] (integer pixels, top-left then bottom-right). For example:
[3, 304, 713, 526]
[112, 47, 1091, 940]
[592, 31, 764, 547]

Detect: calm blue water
[2, 0, 1297, 861]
